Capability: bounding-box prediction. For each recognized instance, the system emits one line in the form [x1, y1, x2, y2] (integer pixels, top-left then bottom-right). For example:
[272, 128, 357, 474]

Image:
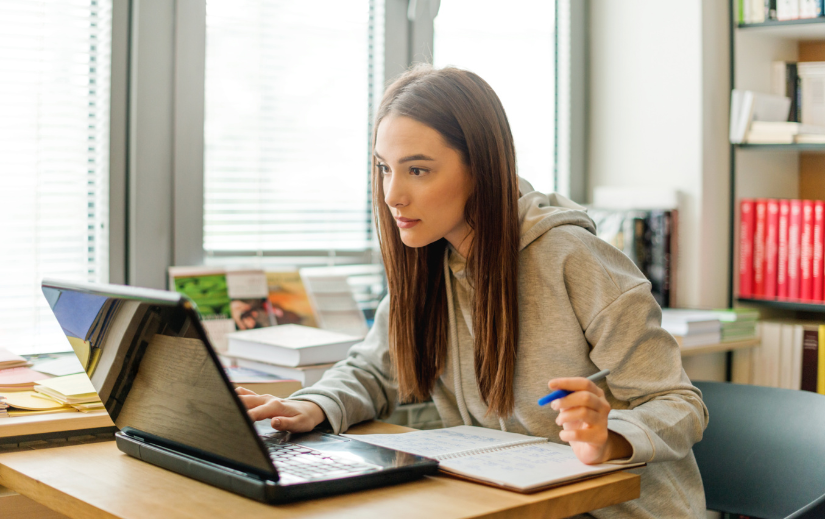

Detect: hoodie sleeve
[563, 228, 709, 466]
[286, 296, 397, 434]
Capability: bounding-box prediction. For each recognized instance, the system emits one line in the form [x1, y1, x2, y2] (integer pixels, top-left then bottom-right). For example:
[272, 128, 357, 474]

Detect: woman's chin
[399, 231, 436, 249]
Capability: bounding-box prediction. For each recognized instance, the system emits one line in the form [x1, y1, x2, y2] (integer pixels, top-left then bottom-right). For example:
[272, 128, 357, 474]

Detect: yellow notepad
[34, 373, 100, 404]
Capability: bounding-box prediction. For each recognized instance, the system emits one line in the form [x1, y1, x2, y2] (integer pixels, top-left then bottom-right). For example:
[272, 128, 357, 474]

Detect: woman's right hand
[235, 387, 326, 432]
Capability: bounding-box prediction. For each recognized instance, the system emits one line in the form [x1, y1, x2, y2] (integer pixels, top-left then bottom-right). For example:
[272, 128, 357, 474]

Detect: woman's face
[374, 115, 474, 256]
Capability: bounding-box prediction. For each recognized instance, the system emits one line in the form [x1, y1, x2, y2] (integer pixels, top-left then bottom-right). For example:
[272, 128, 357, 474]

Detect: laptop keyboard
[266, 441, 381, 484]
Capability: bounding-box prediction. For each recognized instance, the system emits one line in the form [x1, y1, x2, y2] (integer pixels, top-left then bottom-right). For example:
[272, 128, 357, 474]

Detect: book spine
[814, 201, 825, 301]
[820, 325, 825, 395]
[740, 199, 756, 298]
[802, 328, 819, 392]
[765, 199, 780, 298]
[753, 199, 768, 297]
[801, 200, 815, 300]
[778, 200, 791, 298]
[789, 199, 803, 300]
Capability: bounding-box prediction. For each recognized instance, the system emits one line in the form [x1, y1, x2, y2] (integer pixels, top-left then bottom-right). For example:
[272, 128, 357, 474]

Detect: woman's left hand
[548, 377, 632, 465]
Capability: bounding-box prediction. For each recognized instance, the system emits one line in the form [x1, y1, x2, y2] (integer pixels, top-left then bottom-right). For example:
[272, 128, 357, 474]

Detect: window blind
[203, 0, 383, 256]
[434, 0, 556, 194]
[0, 0, 112, 354]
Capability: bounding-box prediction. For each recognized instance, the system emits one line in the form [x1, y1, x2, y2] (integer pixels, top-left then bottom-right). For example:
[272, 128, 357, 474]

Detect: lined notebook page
[439, 441, 628, 491]
[342, 425, 547, 459]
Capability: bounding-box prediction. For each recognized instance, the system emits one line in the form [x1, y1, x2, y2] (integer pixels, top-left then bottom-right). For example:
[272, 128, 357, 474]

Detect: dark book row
[588, 208, 678, 308]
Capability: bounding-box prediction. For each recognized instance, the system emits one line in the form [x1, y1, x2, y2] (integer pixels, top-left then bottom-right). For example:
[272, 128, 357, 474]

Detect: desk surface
[0, 421, 640, 519]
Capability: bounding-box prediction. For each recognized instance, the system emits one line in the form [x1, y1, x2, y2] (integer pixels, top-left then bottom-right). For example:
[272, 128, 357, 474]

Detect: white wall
[588, 0, 731, 381]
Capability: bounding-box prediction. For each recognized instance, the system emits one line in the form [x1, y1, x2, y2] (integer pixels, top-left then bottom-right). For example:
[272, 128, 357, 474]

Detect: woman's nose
[384, 174, 408, 208]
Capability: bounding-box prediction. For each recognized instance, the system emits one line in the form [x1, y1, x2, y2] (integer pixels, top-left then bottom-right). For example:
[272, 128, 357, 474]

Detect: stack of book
[225, 324, 361, 390]
[0, 396, 7, 418]
[739, 198, 825, 303]
[660, 309, 722, 348]
[33, 373, 104, 413]
[743, 121, 825, 144]
[712, 309, 760, 343]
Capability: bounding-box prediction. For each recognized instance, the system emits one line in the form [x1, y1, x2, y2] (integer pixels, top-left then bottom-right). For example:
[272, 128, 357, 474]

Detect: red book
[739, 199, 755, 298]
[814, 201, 825, 301]
[789, 199, 803, 300]
[753, 199, 768, 297]
[778, 200, 791, 299]
[764, 199, 780, 298]
[801, 200, 815, 301]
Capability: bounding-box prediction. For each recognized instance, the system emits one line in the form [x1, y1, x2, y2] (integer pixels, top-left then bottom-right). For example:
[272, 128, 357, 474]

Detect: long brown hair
[372, 65, 520, 417]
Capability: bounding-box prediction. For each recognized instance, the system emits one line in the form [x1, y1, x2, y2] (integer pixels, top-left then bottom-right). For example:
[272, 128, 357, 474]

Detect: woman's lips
[395, 217, 420, 229]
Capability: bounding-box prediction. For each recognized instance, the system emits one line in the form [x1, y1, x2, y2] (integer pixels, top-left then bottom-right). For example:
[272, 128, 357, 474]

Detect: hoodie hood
[517, 177, 596, 251]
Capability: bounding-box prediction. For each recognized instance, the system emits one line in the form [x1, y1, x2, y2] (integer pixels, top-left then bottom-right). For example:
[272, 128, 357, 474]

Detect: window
[0, 0, 112, 354]
[434, 0, 556, 193]
[203, 0, 383, 261]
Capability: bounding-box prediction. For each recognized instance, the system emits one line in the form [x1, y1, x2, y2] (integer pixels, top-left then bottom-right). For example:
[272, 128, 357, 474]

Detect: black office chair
[693, 381, 825, 519]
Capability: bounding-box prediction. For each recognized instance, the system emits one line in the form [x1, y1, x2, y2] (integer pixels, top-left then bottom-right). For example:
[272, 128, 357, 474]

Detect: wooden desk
[0, 421, 640, 519]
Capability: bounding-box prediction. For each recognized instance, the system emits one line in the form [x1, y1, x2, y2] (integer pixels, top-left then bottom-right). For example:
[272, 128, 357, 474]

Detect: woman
[237, 65, 709, 518]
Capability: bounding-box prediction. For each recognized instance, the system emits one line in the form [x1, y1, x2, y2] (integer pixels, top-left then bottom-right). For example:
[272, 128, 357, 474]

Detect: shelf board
[737, 297, 825, 312]
[679, 338, 760, 358]
[738, 17, 825, 38]
[735, 143, 825, 151]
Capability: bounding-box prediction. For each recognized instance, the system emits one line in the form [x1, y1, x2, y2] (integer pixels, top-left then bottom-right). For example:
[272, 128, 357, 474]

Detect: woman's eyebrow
[373, 151, 436, 163]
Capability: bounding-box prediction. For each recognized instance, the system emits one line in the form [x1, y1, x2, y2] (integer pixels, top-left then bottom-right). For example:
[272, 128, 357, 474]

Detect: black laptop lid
[41, 279, 276, 476]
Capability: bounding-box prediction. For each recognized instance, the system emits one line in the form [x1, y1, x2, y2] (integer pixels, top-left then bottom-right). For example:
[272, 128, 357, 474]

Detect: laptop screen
[42, 280, 275, 476]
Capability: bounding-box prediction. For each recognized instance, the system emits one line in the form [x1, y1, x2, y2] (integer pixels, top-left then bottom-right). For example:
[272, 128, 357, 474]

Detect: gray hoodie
[289, 179, 709, 518]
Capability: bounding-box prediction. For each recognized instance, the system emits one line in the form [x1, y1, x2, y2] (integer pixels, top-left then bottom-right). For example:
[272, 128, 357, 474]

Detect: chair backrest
[693, 381, 825, 519]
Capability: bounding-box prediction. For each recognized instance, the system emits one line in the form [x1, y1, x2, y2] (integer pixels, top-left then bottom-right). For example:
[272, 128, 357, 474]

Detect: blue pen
[538, 369, 611, 406]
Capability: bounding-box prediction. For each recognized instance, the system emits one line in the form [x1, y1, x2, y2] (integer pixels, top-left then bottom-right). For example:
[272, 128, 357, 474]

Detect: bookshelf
[728, 1, 825, 315]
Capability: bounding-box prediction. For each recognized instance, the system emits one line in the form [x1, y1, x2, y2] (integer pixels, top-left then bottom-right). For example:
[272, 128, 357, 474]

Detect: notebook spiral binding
[434, 438, 549, 461]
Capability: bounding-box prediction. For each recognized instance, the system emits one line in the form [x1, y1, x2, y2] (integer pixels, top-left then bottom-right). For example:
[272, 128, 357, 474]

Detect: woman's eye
[410, 168, 427, 176]
[377, 164, 389, 175]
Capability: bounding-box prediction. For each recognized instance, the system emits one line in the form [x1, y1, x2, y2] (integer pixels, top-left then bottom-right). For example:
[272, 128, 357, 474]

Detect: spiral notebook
[344, 425, 643, 493]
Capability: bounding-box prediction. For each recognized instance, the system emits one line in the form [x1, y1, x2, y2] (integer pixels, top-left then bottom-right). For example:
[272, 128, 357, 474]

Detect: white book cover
[777, 0, 800, 20]
[779, 323, 796, 390]
[227, 324, 360, 367]
[791, 325, 805, 390]
[799, 64, 825, 128]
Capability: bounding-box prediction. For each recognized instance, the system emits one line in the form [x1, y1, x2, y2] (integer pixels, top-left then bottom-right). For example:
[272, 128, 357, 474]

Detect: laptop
[40, 278, 439, 503]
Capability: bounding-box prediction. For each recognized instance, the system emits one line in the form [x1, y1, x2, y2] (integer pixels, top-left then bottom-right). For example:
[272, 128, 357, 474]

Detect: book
[343, 425, 643, 493]
[740, 199, 755, 298]
[778, 200, 791, 298]
[34, 373, 101, 405]
[661, 309, 722, 336]
[266, 271, 317, 327]
[764, 199, 780, 298]
[799, 62, 825, 128]
[801, 200, 815, 300]
[771, 62, 799, 122]
[801, 326, 819, 392]
[231, 357, 335, 387]
[729, 90, 792, 143]
[777, 0, 801, 20]
[227, 324, 360, 367]
[0, 349, 29, 370]
[789, 200, 803, 300]
[0, 367, 52, 390]
[753, 200, 767, 297]
[820, 325, 825, 395]
[814, 201, 824, 301]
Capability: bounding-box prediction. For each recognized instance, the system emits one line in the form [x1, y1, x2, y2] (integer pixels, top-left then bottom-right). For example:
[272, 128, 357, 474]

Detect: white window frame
[111, 0, 583, 290]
